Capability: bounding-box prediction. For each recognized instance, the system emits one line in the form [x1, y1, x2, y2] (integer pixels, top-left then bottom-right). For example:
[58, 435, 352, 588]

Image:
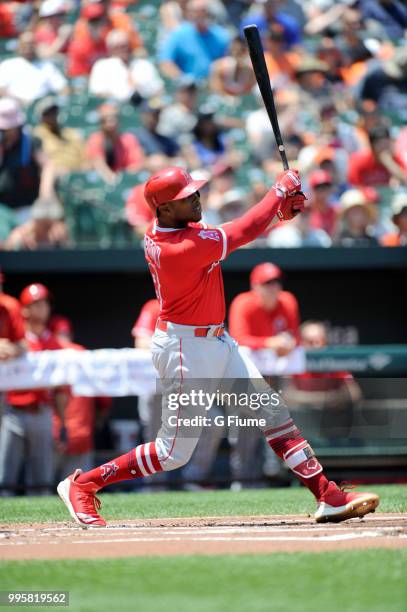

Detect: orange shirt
[85, 131, 144, 172]
[0, 293, 25, 342]
[229, 290, 300, 349]
[264, 51, 300, 82]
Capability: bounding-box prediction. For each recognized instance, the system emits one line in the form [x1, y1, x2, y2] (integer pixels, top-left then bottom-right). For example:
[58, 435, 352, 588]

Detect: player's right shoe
[57, 469, 106, 528]
[314, 481, 379, 523]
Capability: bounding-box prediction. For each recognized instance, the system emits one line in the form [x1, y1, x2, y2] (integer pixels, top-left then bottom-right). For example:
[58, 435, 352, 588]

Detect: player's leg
[0, 406, 26, 496]
[222, 334, 379, 521]
[57, 330, 229, 526]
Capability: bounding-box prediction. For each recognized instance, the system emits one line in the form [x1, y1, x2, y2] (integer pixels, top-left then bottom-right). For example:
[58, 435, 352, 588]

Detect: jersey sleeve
[5, 302, 25, 342]
[182, 226, 228, 268]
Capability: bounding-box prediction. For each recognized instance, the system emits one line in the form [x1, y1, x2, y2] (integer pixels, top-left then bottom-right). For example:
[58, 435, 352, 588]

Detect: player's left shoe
[57, 469, 106, 528]
[314, 481, 379, 523]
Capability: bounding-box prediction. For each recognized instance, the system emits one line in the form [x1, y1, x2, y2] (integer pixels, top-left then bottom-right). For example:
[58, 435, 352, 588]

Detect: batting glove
[277, 191, 307, 221]
[274, 169, 302, 198]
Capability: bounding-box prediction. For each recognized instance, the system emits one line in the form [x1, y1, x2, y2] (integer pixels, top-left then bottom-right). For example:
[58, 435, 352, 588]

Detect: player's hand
[274, 169, 301, 198]
[0, 339, 20, 361]
[277, 191, 307, 221]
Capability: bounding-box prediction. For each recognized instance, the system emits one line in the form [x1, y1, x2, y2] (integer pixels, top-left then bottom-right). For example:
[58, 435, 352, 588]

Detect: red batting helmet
[250, 263, 282, 287]
[144, 166, 208, 213]
[20, 283, 50, 306]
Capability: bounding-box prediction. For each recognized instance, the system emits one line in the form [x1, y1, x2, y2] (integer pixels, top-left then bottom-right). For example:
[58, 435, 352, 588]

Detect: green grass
[1, 484, 406, 524]
[1, 550, 406, 612]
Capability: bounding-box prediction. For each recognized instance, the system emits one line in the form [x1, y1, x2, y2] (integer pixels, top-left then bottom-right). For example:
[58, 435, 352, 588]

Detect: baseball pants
[150, 323, 291, 472]
[0, 404, 54, 495]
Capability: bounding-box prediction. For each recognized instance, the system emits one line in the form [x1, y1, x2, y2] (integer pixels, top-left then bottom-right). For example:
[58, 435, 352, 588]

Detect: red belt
[157, 320, 225, 338]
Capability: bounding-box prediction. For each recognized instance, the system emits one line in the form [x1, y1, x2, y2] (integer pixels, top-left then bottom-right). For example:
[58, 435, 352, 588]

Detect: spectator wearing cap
[295, 56, 331, 101]
[158, 0, 230, 80]
[85, 103, 144, 184]
[0, 98, 56, 223]
[0, 31, 67, 105]
[359, 0, 407, 40]
[4, 196, 69, 250]
[240, 0, 302, 50]
[186, 108, 227, 169]
[357, 47, 407, 121]
[88, 29, 163, 101]
[66, 3, 108, 77]
[158, 76, 199, 142]
[33, 97, 86, 173]
[34, 0, 73, 60]
[133, 99, 180, 165]
[381, 192, 407, 246]
[209, 36, 257, 96]
[0, 283, 67, 496]
[307, 169, 339, 238]
[335, 189, 379, 247]
[348, 125, 407, 187]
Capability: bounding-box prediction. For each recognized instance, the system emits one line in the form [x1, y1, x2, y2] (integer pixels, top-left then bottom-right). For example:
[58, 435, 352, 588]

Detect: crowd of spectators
[0, 0, 406, 250]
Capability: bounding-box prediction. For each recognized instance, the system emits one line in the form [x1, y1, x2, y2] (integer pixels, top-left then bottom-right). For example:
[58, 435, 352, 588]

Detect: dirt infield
[1, 514, 406, 560]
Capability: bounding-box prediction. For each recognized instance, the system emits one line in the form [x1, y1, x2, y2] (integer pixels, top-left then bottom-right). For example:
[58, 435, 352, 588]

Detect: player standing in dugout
[57, 166, 379, 527]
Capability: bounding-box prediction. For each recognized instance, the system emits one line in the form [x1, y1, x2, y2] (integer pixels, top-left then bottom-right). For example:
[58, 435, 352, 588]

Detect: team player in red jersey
[229, 262, 300, 353]
[0, 269, 26, 361]
[57, 166, 379, 526]
[0, 284, 67, 495]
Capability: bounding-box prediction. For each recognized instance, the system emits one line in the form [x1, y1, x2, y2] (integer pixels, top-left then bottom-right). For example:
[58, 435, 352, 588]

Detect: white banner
[0, 347, 306, 396]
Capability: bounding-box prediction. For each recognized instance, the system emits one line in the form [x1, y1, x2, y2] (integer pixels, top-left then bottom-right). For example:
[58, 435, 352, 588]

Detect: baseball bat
[243, 24, 289, 171]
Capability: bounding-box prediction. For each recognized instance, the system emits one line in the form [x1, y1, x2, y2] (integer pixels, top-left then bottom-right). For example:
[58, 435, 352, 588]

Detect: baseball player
[57, 166, 379, 526]
[228, 262, 301, 484]
[0, 284, 67, 495]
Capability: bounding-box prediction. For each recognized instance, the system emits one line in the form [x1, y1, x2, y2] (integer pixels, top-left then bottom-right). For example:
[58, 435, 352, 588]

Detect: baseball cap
[81, 3, 105, 20]
[49, 315, 73, 336]
[20, 283, 51, 306]
[308, 169, 333, 189]
[250, 262, 282, 287]
[340, 189, 377, 223]
[0, 98, 25, 130]
[39, 0, 68, 18]
[35, 96, 59, 120]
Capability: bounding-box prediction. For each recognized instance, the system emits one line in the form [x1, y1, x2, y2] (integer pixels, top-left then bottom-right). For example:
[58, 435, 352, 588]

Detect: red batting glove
[274, 169, 302, 197]
[277, 191, 307, 221]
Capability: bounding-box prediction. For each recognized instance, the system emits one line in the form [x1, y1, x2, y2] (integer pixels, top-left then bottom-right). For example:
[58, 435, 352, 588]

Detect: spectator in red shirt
[348, 125, 407, 187]
[67, 3, 108, 77]
[381, 192, 407, 247]
[0, 269, 26, 361]
[307, 169, 339, 238]
[126, 183, 154, 239]
[0, 283, 67, 495]
[85, 103, 144, 183]
[34, 0, 73, 60]
[228, 262, 300, 355]
[67, 1, 143, 77]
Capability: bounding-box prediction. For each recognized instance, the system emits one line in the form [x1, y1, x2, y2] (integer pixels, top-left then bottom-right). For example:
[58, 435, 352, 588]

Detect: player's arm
[221, 170, 305, 254]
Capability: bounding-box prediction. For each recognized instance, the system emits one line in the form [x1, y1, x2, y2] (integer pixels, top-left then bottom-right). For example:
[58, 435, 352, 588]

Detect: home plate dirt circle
[1, 514, 406, 560]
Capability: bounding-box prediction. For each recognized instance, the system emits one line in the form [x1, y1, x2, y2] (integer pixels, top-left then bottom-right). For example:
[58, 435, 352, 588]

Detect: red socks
[76, 442, 163, 488]
[265, 419, 330, 499]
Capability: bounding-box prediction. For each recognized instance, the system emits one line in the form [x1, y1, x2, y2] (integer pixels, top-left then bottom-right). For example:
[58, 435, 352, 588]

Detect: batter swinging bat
[243, 24, 289, 171]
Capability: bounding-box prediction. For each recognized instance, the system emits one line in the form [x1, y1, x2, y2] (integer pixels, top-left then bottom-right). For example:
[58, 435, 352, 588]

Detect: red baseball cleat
[314, 481, 379, 523]
[57, 469, 106, 528]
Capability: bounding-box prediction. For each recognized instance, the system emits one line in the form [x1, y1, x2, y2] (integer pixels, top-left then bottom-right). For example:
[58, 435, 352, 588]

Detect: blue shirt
[158, 22, 230, 79]
[240, 12, 301, 49]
